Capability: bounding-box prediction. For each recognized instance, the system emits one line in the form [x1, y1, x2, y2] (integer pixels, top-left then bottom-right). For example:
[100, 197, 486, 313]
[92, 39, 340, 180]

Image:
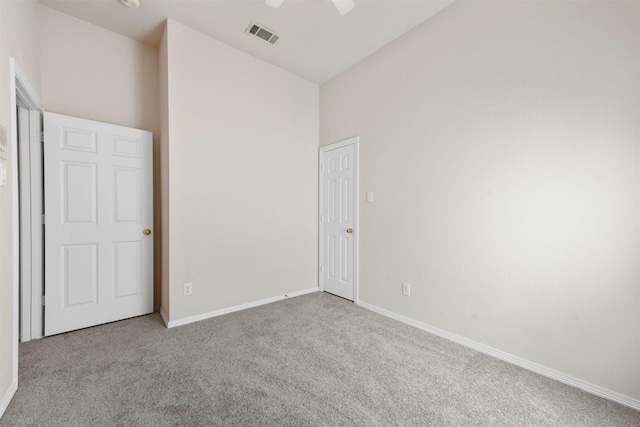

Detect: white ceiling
[38, 0, 455, 84]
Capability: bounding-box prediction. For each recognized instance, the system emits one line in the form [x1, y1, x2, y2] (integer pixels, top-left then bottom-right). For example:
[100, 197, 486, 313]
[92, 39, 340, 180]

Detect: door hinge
[320, 266, 324, 273]
[320, 214, 324, 222]
[40, 295, 45, 306]
[40, 131, 44, 143]
[320, 163, 325, 171]
[41, 214, 45, 225]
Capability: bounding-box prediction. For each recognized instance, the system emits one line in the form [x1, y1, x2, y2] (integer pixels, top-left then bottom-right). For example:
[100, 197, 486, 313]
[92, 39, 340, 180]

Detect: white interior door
[44, 112, 153, 336]
[321, 141, 356, 301]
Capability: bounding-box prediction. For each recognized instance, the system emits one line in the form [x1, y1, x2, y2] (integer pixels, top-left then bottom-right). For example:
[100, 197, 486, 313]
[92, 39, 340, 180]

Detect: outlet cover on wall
[0, 162, 7, 187]
[402, 282, 410, 296]
[183, 283, 193, 296]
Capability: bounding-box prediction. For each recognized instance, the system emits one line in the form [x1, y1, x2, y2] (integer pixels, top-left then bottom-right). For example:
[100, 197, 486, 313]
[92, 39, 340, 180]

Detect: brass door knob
[143, 229, 151, 235]
[346, 228, 353, 234]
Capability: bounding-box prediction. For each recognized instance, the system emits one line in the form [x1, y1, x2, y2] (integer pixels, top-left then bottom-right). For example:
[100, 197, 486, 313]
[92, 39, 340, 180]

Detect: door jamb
[10, 57, 44, 356]
[5, 57, 43, 416]
[318, 136, 359, 304]
[17, 107, 44, 342]
[17, 108, 31, 340]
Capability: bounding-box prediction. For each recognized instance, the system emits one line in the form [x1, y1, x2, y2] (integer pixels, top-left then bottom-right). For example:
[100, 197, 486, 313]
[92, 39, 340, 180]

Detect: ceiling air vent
[246, 22, 280, 45]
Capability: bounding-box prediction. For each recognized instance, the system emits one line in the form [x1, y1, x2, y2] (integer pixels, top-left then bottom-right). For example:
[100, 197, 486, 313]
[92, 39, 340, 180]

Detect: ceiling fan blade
[331, 0, 355, 15]
[265, 0, 284, 8]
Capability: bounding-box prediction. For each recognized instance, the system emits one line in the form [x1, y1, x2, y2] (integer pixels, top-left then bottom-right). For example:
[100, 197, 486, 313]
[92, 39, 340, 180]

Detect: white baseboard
[165, 287, 319, 328]
[0, 380, 17, 419]
[357, 300, 640, 412]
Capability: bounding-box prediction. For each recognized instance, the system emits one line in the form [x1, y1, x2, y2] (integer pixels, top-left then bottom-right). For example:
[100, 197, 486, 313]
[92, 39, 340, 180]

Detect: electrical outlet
[402, 282, 410, 296]
[0, 162, 7, 187]
[183, 283, 193, 296]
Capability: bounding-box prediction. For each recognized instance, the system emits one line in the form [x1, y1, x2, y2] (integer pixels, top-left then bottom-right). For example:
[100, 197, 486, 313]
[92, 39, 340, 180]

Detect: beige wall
[164, 20, 319, 321]
[39, 6, 162, 305]
[321, 1, 640, 400]
[0, 0, 41, 412]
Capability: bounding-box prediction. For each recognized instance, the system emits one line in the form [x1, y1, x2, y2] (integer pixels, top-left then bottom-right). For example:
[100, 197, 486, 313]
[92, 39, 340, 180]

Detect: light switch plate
[0, 145, 8, 160]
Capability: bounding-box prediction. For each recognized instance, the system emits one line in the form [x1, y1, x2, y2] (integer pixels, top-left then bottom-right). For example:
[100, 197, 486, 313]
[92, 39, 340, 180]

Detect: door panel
[44, 112, 153, 336]
[114, 241, 141, 298]
[114, 167, 140, 222]
[63, 244, 98, 306]
[63, 161, 97, 223]
[321, 143, 355, 300]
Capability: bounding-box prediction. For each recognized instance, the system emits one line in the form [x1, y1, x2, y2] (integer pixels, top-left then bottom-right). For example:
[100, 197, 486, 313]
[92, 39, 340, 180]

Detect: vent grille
[246, 22, 279, 45]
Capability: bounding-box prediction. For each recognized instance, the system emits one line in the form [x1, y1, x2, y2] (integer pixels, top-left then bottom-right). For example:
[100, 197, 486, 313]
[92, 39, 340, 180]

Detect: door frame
[6, 57, 43, 414]
[12, 58, 44, 342]
[319, 136, 359, 303]
[17, 106, 44, 342]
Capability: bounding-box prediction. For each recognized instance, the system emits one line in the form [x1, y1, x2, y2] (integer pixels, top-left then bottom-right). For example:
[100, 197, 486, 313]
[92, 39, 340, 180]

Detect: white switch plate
[0, 145, 7, 160]
[366, 191, 374, 202]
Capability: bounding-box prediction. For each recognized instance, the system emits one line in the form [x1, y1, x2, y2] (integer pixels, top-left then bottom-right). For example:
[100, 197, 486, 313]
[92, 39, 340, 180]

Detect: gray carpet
[1, 291, 639, 426]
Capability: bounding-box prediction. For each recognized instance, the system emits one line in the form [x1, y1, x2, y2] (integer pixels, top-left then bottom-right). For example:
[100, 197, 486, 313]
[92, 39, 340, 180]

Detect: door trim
[18, 107, 44, 342]
[4, 57, 43, 418]
[319, 137, 359, 303]
[15, 59, 45, 342]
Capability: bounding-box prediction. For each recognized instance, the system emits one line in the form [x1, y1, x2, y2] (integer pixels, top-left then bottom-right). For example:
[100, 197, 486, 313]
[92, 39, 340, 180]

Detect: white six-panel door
[321, 142, 356, 301]
[44, 112, 153, 336]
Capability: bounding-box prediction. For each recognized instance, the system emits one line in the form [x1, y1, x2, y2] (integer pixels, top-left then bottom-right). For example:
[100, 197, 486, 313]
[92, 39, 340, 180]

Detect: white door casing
[320, 137, 358, 301]
[4, 58, 44, 420]
[18, 107, 44, 341]
[44, 112, 153, 336]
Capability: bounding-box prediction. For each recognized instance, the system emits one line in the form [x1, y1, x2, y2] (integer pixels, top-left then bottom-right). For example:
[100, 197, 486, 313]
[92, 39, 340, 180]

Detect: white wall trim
[0, 380, 17, 419]
[166, 287, 318, 328]
[358, 300, 640, 412]
[319, 137, 360, 303]
[14, 61, 42, 111]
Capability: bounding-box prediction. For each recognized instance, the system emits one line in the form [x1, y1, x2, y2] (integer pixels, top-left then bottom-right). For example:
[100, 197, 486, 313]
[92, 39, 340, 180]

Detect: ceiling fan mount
[265, 0, 355, 16]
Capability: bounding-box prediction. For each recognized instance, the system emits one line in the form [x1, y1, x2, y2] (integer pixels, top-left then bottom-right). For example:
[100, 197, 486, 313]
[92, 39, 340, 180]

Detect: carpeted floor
[1, 291, 639, 426]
